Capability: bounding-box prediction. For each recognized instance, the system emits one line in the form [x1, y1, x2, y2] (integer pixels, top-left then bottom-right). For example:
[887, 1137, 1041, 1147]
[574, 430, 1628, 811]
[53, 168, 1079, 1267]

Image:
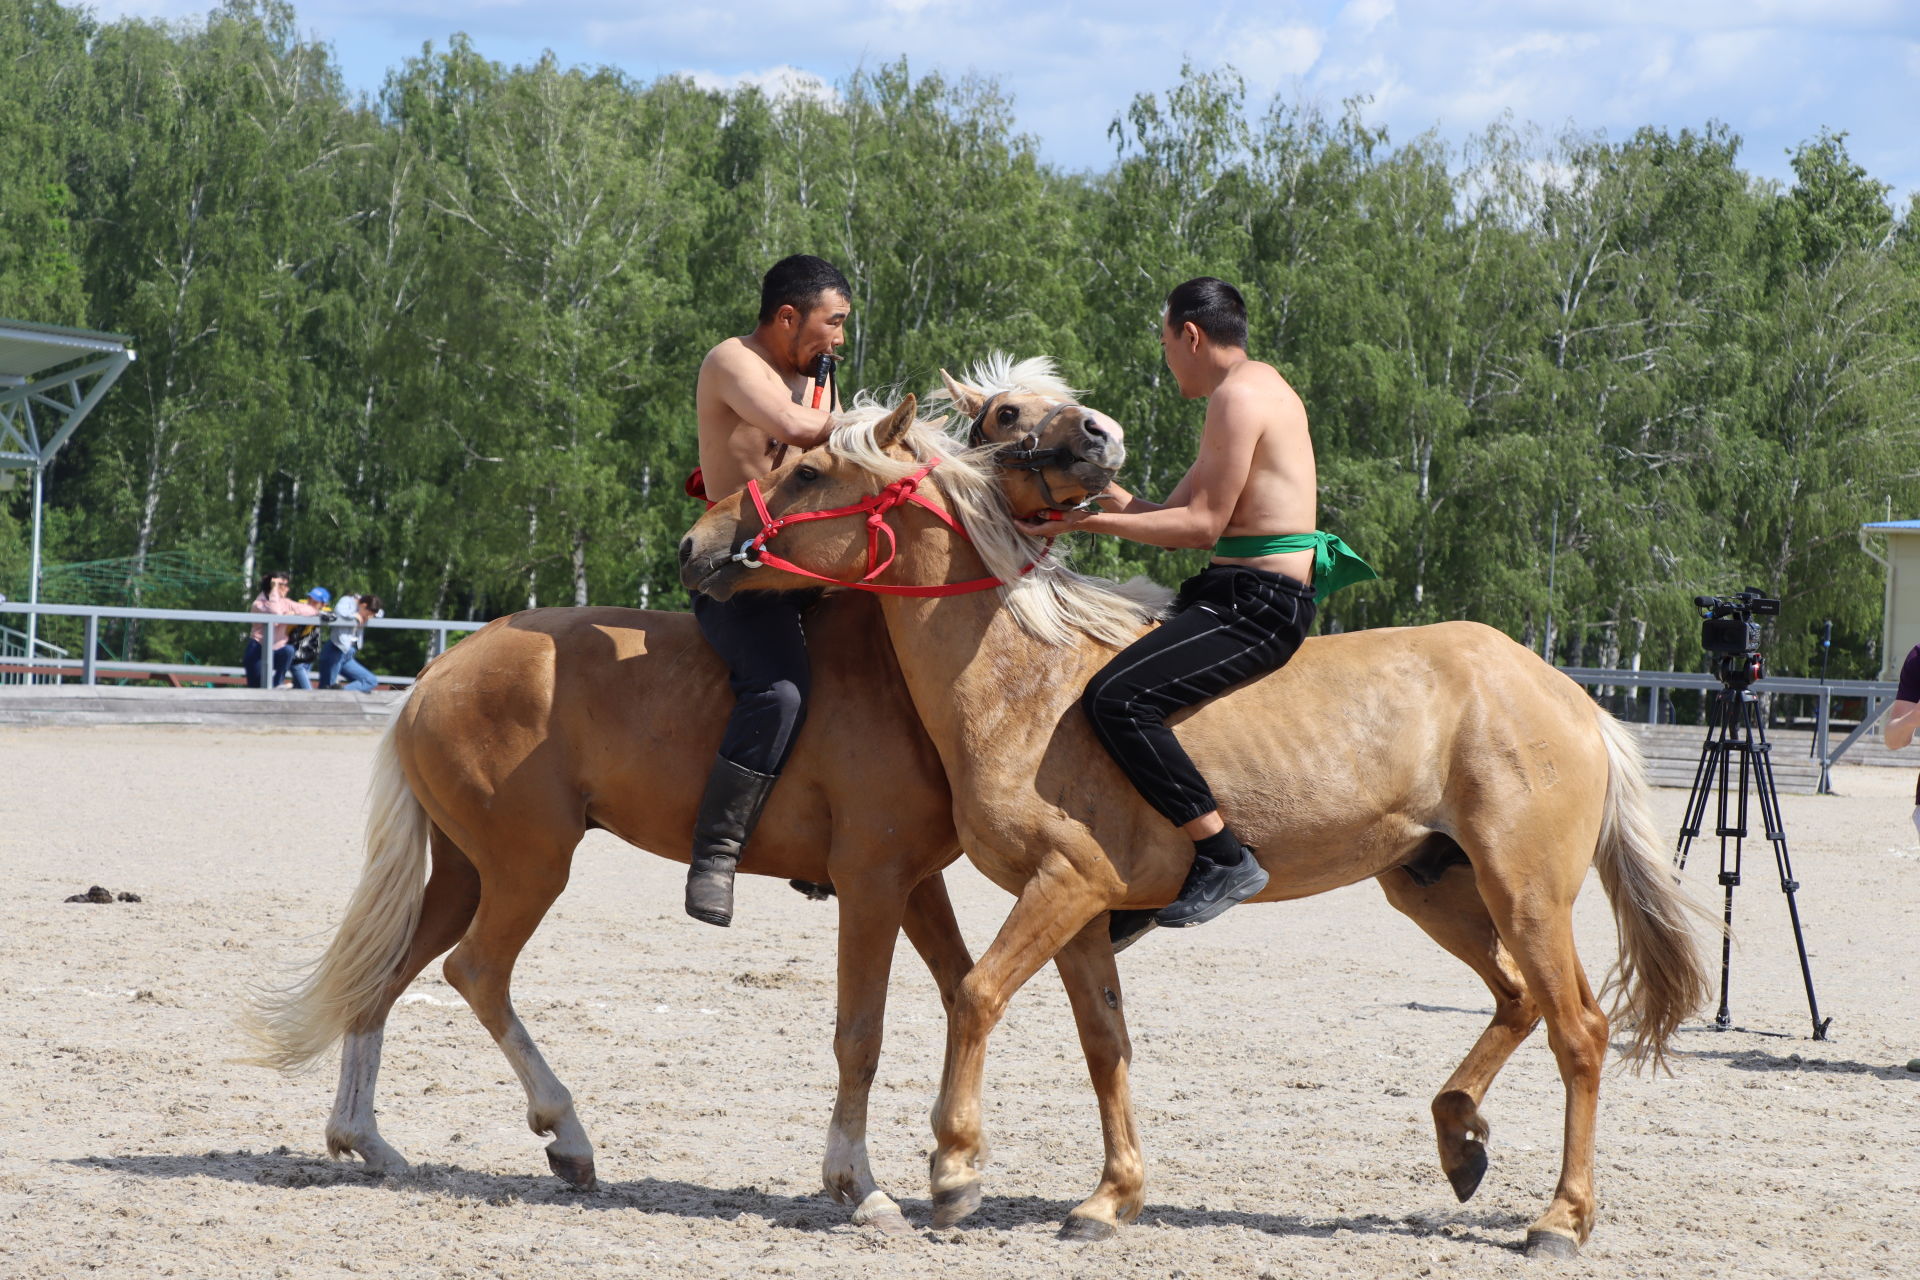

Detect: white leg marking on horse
[326, 1028, 410, 1174]
[498, 1015, 594, 1165]
[823, 1125, 879, 1206]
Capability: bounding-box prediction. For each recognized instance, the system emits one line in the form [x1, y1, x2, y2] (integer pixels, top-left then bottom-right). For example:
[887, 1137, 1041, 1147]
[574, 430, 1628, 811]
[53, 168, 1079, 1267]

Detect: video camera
[1695, 587, 1780, 688]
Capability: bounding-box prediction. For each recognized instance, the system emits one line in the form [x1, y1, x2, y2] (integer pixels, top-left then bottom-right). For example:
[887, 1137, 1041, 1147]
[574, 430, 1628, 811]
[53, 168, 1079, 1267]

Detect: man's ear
[938, 369, 987, 418]
[877, 393, 917, 449]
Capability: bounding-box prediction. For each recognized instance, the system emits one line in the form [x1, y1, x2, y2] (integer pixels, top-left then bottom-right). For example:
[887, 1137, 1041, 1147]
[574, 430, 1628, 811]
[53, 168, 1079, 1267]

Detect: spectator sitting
[316, 592, 384, 692]
[287, 586, 333, 690]
[243, 570, 316, 689]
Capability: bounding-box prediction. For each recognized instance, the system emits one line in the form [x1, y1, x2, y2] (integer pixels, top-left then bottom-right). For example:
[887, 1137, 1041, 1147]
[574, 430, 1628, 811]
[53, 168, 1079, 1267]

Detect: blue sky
[89, 0, 1920, 203]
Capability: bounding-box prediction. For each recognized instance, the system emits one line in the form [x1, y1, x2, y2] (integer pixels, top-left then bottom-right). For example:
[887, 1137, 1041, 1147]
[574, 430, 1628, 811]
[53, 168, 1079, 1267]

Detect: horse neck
[875, 504, 1119, 770]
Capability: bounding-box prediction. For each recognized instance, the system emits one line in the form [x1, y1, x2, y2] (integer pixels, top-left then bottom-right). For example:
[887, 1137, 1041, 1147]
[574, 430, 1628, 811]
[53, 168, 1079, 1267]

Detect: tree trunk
[571, 526, 588, 607]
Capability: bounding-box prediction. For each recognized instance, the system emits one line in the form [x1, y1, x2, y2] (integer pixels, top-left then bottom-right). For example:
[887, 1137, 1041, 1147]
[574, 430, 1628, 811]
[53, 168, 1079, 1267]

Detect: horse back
[394, 598, 955, 878]
[1162, 620, 1608, 895]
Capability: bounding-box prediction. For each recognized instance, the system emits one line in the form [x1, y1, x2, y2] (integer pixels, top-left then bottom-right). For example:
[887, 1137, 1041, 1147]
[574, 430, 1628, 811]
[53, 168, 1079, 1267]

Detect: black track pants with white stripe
[1082, 564, 1315, 828]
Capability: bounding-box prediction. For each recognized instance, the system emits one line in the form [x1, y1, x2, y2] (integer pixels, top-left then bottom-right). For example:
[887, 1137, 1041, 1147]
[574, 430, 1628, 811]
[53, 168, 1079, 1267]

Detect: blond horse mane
[927, 353, 1082, 415]
[827, 394, 1169, 648]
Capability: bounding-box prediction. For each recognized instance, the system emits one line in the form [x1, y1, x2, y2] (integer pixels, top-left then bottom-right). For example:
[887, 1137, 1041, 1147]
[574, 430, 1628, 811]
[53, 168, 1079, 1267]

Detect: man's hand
[1014, 508, 1093, 539]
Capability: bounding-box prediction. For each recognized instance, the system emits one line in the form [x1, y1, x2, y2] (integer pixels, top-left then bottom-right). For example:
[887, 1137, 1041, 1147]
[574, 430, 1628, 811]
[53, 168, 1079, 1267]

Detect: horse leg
[439, 844, 597, 1190]
[898, 870, 973, 1016]
[326, 825, 481, 1174]
[1050, 917, 1144, 1240]
[1375, 866, 1540, 1204]
[1472, 859, 1610, 1257]
[928, 868, 1107, 1228]
[819, 870, 972, 1233]
[819, 869, 916, 1235]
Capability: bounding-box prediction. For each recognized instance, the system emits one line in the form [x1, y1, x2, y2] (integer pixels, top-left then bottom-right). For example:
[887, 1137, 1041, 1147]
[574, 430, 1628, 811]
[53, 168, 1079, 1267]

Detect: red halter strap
[732, 458, 1023, 597]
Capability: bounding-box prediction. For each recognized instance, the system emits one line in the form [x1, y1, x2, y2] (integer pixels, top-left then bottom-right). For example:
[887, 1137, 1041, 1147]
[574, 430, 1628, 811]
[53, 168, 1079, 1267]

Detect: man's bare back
[695, 294, 848, 500]
[1202, 359, 1317, 583]
[1019, 314, 1319, 587]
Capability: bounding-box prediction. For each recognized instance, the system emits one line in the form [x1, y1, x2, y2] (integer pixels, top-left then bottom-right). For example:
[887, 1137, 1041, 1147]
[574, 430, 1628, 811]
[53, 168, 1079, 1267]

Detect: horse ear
[939, 369, 986, 417]
[877, 393, 917, 449]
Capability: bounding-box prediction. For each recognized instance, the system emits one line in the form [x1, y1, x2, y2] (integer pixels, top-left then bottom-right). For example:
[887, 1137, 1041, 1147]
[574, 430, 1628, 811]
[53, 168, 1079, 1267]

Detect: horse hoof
[1446, 1140, 1489, 1202]
[1058, 1214, 1117, 1242]
[930, 1182, 982, 1227]
[363, 1156, 409, 1179]
[850, 1189, 909, 1234]
[546, 1148, 598, 1190]
[863, 1208, 914, 1236]
[1523, 1229, 1579, 1260]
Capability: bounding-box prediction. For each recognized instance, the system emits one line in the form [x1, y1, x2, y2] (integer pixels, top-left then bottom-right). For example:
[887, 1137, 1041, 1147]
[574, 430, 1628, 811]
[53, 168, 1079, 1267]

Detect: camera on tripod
[1676, 584, 1829, 1039]
[1695, 587, 1780, 688]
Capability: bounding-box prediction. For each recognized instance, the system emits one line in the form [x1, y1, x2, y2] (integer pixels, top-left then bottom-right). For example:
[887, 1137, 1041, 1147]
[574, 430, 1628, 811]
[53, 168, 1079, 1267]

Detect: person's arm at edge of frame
[1885, 700, 1920, 749]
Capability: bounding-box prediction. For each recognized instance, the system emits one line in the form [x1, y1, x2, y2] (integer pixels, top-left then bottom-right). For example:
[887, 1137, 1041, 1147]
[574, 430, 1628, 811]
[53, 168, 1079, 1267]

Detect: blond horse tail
[1590, 709, 1714, 1073]
[243, 701, 430, 1071]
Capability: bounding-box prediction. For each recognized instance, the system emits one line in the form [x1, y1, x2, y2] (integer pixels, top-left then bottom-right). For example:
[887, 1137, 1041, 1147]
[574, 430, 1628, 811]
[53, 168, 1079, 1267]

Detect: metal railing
[0, 622, 69, 687]
[0, 601, 488, 690]
[1558, 666, 1900, 794]
[3, 606, 1904, 790]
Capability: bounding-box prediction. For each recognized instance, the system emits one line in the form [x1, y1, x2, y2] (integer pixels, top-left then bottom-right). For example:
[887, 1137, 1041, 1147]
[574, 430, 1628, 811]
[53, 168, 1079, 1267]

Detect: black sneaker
[1109, 909, 1160, 954]
[1154, 845, 1268, 929]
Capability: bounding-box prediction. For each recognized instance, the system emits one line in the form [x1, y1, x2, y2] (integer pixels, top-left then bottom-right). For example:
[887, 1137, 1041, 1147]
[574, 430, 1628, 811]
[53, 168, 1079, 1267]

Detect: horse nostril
[677, 538, 693, 567]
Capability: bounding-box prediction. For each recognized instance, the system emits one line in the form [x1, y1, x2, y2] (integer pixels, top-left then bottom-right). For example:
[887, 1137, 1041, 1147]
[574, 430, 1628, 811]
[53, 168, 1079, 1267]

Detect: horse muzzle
[678, 537, 744, 599]
[1071, 408, 1125, 472]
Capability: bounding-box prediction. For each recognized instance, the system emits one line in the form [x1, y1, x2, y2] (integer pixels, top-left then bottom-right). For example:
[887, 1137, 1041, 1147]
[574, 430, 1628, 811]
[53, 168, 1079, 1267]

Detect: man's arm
[1885, 700, 1920, 750]
[1089, 469, 1194, 515]
[704, 347, 834, 447]
[1028, 391, 1260, 548]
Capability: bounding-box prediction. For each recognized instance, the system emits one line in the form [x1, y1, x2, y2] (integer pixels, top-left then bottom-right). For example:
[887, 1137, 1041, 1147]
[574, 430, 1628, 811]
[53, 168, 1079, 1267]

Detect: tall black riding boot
[686, 757, 779, 927]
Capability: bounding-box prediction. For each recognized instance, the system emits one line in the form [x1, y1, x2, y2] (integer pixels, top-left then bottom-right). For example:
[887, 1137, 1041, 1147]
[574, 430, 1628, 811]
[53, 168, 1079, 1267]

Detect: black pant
[693, 590, 815, 776]
[1082, 564, 1315, 827]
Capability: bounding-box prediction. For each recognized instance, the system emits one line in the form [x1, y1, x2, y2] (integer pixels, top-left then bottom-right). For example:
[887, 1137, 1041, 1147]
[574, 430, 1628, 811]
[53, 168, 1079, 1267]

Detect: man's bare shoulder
[700, 336, 759, 379]
[1212, 360, 1303, 418]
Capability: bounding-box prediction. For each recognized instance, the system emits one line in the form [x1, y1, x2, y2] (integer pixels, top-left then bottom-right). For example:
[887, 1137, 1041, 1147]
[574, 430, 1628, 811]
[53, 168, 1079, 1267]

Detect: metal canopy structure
[0, 318, 137, 664]
[1859, 518, 1920, 678]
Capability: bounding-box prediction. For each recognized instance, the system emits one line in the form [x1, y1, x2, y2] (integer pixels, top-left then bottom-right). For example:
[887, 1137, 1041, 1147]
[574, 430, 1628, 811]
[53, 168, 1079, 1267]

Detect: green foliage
[7, 5, 1919, 680]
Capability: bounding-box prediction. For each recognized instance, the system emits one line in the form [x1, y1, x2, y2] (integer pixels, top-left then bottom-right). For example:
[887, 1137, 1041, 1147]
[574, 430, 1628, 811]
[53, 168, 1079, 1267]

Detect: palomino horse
[245, 364, 1123, 1233]
[679, 395, 1712, 1257]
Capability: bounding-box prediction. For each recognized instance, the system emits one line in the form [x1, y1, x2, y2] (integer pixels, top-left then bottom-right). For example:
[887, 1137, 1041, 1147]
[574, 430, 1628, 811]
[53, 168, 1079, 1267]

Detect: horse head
[682, 391, 1166, 647]
[937, 361, 1123, 516]
[680, 394, 1077, 602]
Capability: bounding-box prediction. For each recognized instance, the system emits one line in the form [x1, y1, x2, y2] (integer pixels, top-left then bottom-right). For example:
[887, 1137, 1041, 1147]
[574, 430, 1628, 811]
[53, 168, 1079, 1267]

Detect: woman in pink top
[244, 570, 317, 688]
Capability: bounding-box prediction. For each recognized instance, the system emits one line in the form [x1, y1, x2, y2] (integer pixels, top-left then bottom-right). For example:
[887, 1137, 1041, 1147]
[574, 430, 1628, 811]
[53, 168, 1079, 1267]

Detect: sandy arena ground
[2, 724, 1916, 1279]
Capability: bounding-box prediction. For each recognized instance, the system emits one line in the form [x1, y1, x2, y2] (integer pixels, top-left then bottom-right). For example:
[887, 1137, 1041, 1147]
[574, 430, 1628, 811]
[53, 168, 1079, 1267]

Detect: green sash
[1212, 530, 1379, 604]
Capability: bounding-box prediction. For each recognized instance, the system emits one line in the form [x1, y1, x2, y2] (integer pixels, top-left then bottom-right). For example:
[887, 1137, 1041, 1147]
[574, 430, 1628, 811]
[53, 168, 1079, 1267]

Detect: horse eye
[997, 405, 1019, 424]
[795, 465, 820, 482]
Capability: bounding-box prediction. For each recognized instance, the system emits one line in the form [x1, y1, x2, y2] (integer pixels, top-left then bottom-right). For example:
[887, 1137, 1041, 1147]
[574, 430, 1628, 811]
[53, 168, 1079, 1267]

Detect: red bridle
[730, 458, 1028, 597]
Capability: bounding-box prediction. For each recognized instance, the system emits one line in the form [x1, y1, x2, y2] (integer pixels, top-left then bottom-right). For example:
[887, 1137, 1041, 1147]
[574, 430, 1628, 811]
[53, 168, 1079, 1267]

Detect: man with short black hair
[1020, 276, 1375, 948]
[682, 254, 851, 927]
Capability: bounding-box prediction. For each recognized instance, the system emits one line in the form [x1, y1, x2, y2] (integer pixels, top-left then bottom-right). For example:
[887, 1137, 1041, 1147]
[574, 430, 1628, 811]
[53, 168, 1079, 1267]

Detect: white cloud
[1338, 0, 1394, 35]
[681, 64, 838, 106]
[1233, 23, 1326, 86]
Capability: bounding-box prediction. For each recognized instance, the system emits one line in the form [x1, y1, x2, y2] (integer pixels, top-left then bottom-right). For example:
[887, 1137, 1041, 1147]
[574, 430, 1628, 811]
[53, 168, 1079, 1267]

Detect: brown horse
[679, 395, 1713, 1257]
[244, 366, 1123, 1233]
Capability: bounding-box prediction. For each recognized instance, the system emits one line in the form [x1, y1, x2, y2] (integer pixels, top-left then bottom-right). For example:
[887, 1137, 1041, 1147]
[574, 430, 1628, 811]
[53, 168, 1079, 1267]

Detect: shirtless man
[683, 253, 850, 927]
[1019, 277, 1374, 946]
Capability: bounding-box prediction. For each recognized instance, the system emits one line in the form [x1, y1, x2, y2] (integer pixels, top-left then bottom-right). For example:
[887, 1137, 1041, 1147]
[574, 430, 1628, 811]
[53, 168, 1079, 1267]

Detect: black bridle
[966, 394, 1082, 471]
[965, 393, 1101, 513]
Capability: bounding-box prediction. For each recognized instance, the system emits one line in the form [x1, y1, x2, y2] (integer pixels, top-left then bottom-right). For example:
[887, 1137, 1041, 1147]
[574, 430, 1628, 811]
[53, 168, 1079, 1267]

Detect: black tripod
[1673, 680, 1832, 1040]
